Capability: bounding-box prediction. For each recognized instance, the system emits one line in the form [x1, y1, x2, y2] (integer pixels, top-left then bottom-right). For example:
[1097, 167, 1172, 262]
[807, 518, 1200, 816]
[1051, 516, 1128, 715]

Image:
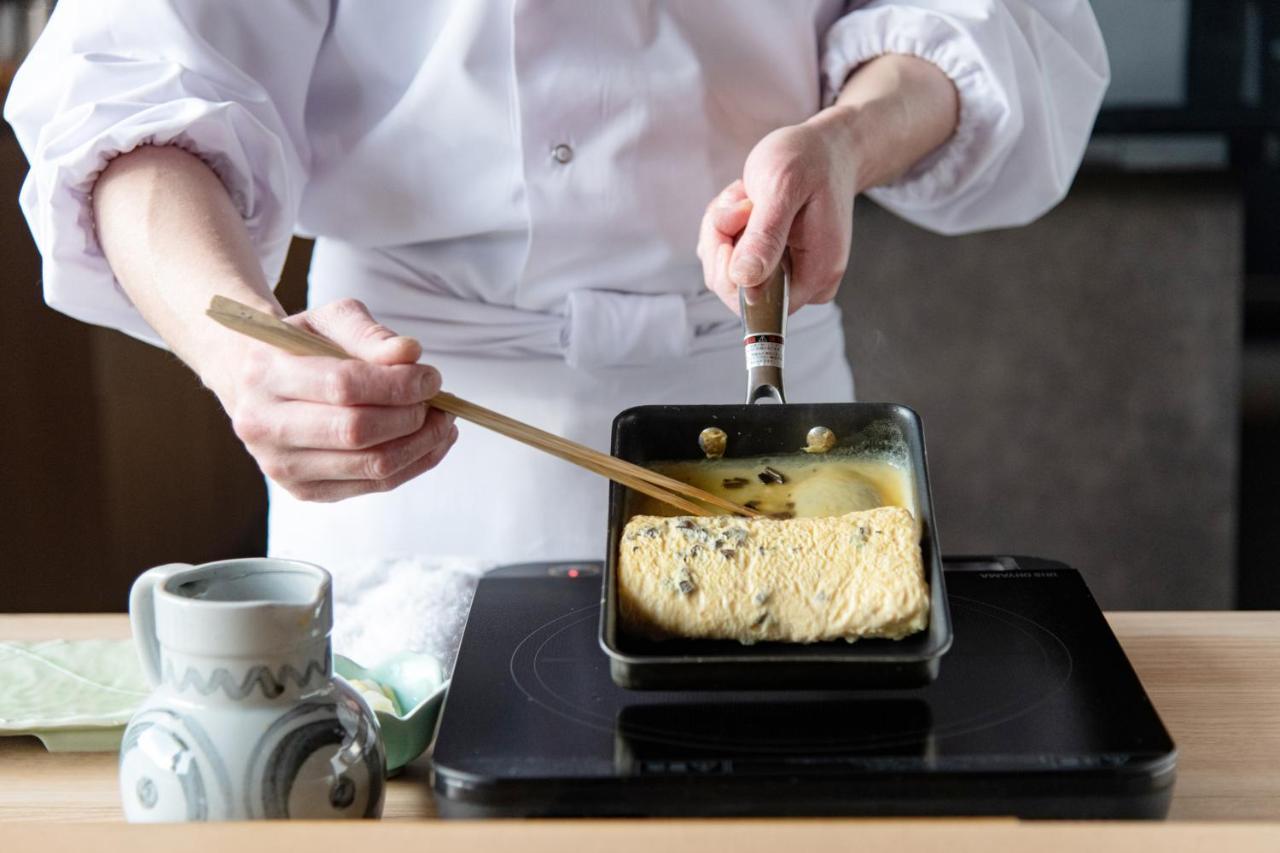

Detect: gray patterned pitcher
[120, 558, 384, 821]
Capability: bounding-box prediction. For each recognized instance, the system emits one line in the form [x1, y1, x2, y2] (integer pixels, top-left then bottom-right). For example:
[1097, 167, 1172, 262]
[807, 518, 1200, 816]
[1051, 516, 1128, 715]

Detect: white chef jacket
[6, 1, 1108, 566]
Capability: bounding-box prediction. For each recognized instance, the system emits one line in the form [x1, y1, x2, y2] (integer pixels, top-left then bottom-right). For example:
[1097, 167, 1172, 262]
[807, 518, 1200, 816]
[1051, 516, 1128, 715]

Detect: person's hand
[698, 113, 860, 314]
[205, 298, 458, 502]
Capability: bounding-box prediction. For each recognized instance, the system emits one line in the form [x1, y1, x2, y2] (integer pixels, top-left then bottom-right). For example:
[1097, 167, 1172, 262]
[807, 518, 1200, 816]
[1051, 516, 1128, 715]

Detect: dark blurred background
[0, 0, 1276, 612]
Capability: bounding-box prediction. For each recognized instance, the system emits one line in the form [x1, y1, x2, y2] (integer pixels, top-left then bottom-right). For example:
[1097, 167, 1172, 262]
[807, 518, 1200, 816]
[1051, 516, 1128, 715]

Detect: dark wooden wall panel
[0, 122, 312, 610]
[0, 132, 109, 611]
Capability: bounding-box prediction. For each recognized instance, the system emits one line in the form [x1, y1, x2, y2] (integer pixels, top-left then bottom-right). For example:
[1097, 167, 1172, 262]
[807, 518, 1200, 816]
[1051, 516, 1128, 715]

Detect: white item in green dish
[348, 677, 400, 715]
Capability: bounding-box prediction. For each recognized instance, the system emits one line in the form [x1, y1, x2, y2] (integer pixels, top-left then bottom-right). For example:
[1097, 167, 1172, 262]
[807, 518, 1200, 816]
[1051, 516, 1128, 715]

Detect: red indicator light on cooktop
[547, 564, 600, 578]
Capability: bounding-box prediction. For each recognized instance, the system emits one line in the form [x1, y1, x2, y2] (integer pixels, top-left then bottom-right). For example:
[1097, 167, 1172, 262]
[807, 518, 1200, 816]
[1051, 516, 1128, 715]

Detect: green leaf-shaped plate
[0, 639, 148, 751]
[0, 640, 448, 769]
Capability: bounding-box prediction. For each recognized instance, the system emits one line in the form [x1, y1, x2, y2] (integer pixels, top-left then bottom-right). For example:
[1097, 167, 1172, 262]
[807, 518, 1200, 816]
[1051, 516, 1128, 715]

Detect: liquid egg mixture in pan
[629, 454, 916, 521]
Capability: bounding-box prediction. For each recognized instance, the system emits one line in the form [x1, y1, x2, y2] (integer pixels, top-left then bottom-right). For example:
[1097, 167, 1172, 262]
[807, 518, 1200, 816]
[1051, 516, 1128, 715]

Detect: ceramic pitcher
[120, 558, 385, 821]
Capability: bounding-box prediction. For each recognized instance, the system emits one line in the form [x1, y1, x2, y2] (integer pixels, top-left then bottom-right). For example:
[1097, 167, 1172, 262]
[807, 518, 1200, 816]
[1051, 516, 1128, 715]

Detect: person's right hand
[205, 298, 458, 502]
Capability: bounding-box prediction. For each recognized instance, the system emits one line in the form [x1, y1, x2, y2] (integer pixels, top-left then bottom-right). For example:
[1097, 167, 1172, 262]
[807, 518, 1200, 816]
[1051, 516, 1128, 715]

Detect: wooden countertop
[2, 612, 1279, 851]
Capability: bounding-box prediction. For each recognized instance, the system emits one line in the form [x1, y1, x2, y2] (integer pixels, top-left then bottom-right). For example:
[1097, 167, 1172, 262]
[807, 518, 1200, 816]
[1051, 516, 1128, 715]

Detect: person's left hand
[697, 114, 860, 314]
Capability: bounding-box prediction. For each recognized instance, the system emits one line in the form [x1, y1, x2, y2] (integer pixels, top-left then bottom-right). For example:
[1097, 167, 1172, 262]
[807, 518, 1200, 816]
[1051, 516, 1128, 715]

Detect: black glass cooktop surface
[430, 557, 1175, 819]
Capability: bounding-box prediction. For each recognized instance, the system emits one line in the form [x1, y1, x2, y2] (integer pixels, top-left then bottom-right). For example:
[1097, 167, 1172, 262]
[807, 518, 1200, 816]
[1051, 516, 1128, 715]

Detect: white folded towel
[329, 556, 493, 675]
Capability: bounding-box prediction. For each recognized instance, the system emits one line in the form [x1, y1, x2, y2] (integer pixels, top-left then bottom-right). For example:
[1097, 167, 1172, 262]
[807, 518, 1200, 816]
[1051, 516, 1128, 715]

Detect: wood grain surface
[2, 820, 1279, 853]
[1, 612, 1277, 849]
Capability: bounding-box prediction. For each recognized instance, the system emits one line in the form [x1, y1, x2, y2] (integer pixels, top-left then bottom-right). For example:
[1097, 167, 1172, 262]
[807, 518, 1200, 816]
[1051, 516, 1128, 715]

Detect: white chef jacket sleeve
[821, 0, 1109, 235]
[3, 0, 328, 346]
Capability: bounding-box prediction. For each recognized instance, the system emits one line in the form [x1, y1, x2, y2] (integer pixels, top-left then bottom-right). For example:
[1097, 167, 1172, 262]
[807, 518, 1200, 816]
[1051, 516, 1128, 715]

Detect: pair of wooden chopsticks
[205, 296, 760, 518]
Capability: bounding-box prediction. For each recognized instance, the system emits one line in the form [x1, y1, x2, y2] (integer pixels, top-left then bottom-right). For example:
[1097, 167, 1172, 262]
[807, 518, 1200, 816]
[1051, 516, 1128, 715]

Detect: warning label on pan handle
[744, 333, 784, 370]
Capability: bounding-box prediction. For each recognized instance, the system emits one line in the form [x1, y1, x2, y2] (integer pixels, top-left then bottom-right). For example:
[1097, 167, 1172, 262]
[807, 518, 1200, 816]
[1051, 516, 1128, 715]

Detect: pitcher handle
[129, 564, 189, 687]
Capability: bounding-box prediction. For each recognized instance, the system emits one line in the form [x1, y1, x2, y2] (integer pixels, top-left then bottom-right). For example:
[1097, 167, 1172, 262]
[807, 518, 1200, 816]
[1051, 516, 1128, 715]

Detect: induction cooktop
[430, 557, 1176, 819]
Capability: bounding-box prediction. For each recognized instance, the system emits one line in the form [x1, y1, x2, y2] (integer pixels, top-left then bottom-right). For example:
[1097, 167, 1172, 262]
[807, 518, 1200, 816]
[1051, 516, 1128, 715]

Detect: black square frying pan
[597, 263, 953, 690]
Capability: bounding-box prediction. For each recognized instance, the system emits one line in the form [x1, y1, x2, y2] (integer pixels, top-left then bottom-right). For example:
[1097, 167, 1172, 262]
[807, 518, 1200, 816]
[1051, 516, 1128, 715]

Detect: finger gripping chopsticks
[205, 295, 761, 518]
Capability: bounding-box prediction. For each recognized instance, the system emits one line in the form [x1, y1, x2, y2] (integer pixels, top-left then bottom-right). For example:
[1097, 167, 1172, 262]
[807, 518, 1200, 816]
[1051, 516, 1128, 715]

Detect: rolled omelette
[618, 506, 929, 643]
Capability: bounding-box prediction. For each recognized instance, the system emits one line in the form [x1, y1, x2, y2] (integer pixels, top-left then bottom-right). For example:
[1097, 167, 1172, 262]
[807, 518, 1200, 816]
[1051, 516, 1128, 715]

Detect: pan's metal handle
[740, 254, 789, 404]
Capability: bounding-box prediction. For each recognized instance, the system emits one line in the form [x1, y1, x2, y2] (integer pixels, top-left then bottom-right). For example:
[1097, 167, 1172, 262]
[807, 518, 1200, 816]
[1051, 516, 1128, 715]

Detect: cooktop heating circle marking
[507, 597, 1075, 753]
[509, 605, 615, 732]
[517, 611, 929, 753]
[511, 609, 938, 751]
[924, 596, 1074, 741]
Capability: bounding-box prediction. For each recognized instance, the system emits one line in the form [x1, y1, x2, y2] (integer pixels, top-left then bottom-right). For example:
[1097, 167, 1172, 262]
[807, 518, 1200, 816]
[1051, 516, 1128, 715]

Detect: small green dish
[335, 652, 449, 773]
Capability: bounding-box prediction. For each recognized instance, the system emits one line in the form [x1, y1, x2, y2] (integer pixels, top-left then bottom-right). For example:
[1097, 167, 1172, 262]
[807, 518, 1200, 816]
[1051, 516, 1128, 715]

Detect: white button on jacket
[5, 1, 1109, 567]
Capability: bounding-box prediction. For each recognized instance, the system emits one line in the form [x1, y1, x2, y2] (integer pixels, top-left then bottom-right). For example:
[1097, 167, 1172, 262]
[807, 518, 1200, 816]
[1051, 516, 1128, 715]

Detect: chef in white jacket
[6, 1, 1108, 568]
